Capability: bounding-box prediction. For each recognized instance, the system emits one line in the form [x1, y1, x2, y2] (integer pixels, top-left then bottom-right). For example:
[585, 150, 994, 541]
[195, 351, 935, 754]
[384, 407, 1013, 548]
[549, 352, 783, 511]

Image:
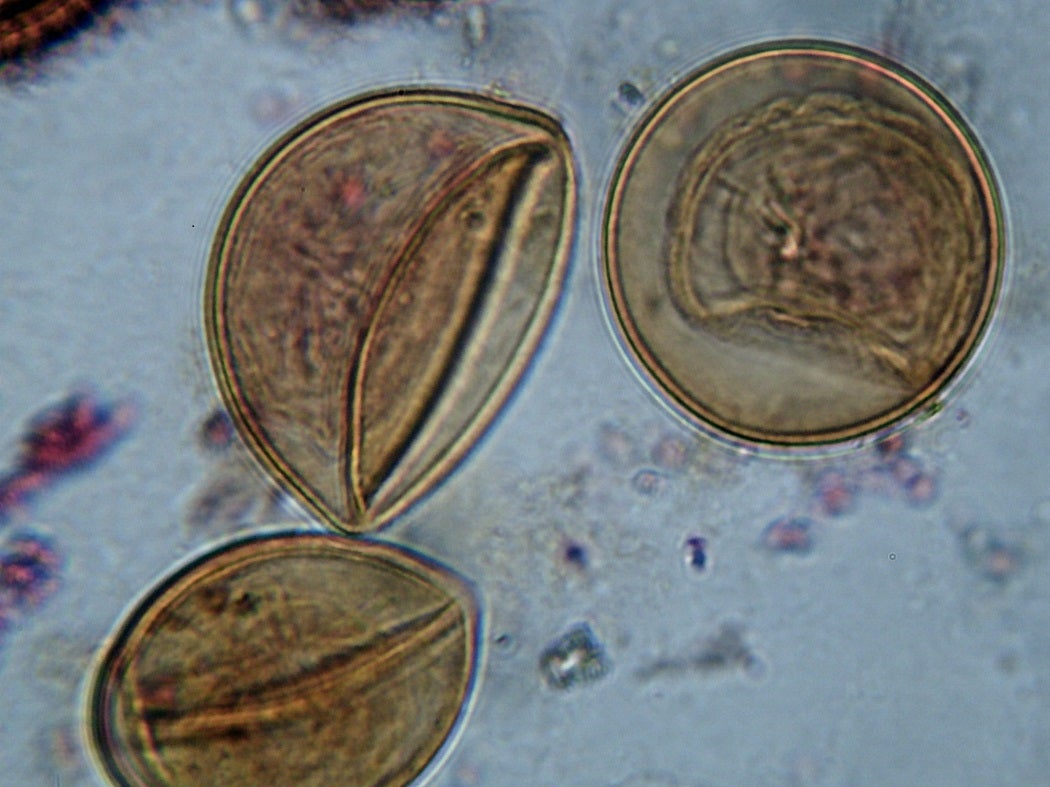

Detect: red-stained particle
[760, 517, 814, 554]
[888, 454, 939, 507]
[875, 432, 907, 459]
[18, 391, 136, 475]
[0, 469, 49, 524]
[198, 408, 236, 453]
[903, 470, 938, 506]
[0, 532, 61, 609]
[812, 469, 857, 517]
[650, 434, 689, 472]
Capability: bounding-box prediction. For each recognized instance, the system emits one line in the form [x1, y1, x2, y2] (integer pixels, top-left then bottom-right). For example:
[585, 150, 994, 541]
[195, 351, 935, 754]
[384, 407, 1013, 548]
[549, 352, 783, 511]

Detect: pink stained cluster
[0, 390, 136, 526]
[760, 516, 815, 555]
[810, 433, 938, 519]
[0, 532, 62, 637]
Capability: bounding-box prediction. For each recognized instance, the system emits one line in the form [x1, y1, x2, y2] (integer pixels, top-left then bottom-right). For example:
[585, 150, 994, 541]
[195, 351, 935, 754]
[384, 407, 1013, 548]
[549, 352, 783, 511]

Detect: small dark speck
[233, 591, 260, 615]
[563, 540, 588, 569]
[683, 536, 708, 571]
[617, 81, 645, 107]
[493, 632, 518, 656]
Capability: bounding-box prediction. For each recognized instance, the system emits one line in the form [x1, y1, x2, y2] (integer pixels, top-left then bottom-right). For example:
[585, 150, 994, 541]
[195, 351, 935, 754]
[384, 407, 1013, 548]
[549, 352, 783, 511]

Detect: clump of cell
[760, 516, 815, 555]
[0, 390, 135, 527]
[17, 391, 136, 475]
[885, 452, 938, 507]
[539, 622, 610, 690]
[0, 532, 62, 635]
[808, 433, 938, 519]
[812, 469, 857, 517]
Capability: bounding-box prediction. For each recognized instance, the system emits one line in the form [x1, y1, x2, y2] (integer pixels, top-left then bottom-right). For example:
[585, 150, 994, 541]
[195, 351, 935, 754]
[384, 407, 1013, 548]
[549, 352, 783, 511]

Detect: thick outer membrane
[604, 45, 1001, 445]
[207, 91, 574, 531]
[89, 534, 480, 787]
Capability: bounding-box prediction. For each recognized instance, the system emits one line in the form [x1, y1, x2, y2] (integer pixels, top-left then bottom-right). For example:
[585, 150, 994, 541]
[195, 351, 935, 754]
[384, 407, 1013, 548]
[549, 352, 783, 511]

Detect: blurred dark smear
[0, 0, 133, 74]
[636, 621, 764, 682]
[278, 0, 493, 33]
[288, 0, 450, 24]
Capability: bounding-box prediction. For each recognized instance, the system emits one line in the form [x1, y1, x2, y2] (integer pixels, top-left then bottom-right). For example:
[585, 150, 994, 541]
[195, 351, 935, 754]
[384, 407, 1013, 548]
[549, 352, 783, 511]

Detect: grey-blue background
[1, 1, 1048, 784]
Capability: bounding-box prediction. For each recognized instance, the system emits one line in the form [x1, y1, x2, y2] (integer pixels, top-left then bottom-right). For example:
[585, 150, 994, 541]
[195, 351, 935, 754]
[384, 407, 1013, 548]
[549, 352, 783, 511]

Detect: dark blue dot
[564, 542, 588, 568]
[684, 536, 708, 570]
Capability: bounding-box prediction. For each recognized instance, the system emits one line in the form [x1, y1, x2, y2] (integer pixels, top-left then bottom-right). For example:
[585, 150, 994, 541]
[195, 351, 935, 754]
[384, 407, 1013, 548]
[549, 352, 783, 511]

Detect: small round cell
[87, 532, 480, 787]
[603, 41, 1004, 447]
[205, 89, 576, 531]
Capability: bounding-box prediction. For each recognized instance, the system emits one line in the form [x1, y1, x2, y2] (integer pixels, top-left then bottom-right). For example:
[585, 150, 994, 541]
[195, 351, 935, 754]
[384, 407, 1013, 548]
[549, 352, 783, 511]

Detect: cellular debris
[760, 516, 814, 555]
[636, 622, 763, 682]
[197, 408, 236, 453]
[953, 523, 1026, 584]
[649, 433, 690, 472]
[597, 422, 638, 468]
[0, 470, 48, 522]
[0, 531, 62, 638]
[631, 468, 666, 496]
[183, 462, 294, 541]
[807, 433, 939, 519]
[812, 469, 857, 517]
[540, 622, 610, 690]
[18, 390, 135, 475]
[289, 0, 453, 25]
[0, 0, 119, 63]
[0, 390, 135, 527]
[616, 81, 645, 108]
